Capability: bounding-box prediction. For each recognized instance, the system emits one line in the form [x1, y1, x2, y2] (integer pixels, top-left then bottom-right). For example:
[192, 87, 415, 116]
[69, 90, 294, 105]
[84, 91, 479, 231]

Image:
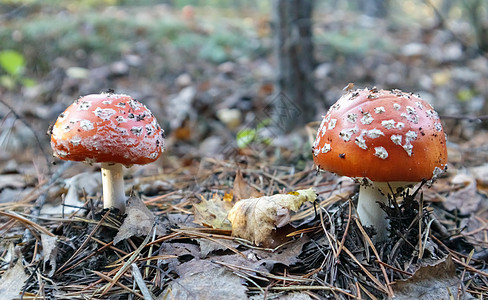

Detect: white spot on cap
[93, 107, 116, 120]
[403, 143, 413, 156]
[393, 103, 401, 110]
[382, 119, 396, 129]
[146, 124, 155, 135]
[434, 123, 443, 132]
[79, 120, 94, 131]
[366, 128, 384, 138]
[328, 119, 337, 130]
[406, 106, 416, 114]
[102, 100, 112, 105]
[313, 136, 320, 148]
[70, 136, 81, 146]
[355, 131, 368, 150]
[396, 122, 405, 130]
[321, 143, 331, 153]
[405, 130, 418, 141]
[391, 134, 402, 145]
[78, 101, 92, 111]
[57, 149, 68, 157]
[130, 126, 143, 136]
[401, 112, 419, 124]
[116, 116, 128, 123]
[426, 110, 439, 119]
[374, 147, 388, 159]
[339, 127, 358, 142]
[116, 127, 129, 136]
[313, 146, 320, 157]
[432, 166, 443, 177]
[347, 113, 357, 123]
[374, 106, 385, 114]
[128, 99, 142, 110]
[360, 112, 374, 125]
[415, 101, 424, 110]
[324, 114, 331, 123]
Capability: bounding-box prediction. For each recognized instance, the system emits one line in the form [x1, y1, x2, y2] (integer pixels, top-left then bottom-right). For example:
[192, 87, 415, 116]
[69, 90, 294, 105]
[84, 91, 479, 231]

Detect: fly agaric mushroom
[50, 93, 164, 213]
[312, 88, 447, 241]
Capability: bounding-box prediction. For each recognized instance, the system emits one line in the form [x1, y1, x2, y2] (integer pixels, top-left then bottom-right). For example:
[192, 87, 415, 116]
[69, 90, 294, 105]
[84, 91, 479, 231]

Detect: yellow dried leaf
[227, 188, 316, 246]
[223, 192, 233, 202]
[193, 194, 233, 230]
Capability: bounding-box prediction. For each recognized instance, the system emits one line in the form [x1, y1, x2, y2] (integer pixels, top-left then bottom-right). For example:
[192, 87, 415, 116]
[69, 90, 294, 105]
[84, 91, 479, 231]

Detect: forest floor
[0, 3, 487, 299]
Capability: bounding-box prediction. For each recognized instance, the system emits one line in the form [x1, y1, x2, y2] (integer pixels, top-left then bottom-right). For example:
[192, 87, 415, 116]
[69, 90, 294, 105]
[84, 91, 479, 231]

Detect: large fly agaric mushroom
[50, 92, 164, 213]
[312, 88, 447, 241]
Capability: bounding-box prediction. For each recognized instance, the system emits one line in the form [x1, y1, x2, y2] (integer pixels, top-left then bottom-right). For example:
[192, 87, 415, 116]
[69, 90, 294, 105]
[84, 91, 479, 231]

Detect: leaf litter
[2, 155, 487, 299]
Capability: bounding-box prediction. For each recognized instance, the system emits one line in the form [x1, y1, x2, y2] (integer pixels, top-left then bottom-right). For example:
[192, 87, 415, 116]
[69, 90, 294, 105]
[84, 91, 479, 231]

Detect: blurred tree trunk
[358, 0, 389, 18]
[463, 0, 488, 54]
[271, 0, 316, 133]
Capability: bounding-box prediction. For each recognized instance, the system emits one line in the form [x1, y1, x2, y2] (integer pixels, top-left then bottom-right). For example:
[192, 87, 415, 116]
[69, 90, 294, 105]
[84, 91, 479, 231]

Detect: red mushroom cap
[312, 88, 448, 182]
[51, 93, 164, 166]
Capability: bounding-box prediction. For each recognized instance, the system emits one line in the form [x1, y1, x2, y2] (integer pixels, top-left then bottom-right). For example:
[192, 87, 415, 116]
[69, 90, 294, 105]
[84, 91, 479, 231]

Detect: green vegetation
[0, 50, 35, 89]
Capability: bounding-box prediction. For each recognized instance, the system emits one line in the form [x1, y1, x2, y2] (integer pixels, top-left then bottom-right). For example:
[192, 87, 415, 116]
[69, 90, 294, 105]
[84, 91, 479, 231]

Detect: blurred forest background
[0, 0, 487, 173]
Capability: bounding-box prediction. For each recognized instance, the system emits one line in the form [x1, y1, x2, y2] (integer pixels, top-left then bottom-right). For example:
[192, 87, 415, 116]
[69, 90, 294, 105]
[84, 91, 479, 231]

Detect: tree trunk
[271, 0, 316, 133]
[358, 0, 389, 18]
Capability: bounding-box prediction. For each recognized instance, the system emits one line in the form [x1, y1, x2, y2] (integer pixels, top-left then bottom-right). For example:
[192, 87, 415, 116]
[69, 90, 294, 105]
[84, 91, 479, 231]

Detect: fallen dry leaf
[444, 173, 482, 215]
[193, 193, 233, 230]
[114, 196, 164, 245]
[227, 188, 316, 247]
[197, 238, 239, 258]
[41, 233, 58, 277]
[243, 236, 309, 271]
[0, 257, 29, 299]
[160, 259, 247, 300]
[232, 169, 263, 200]
[391, 255, 473, 300]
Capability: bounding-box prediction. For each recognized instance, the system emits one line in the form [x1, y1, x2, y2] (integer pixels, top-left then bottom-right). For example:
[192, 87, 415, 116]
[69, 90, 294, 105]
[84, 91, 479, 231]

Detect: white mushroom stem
[356, 181, 415, 242]
[101, 163, 126, 212]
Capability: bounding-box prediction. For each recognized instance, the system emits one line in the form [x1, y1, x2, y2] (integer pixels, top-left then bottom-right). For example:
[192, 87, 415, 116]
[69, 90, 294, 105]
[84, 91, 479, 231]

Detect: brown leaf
[227, 188, 316, 247]
[114, 196, 164, 245]
[444, 173, 482, 214]
[232, 169, 263, 200]
[160, 260, 247, 300]
[244, 236, 309, 271]
[391, 255, 474, 300]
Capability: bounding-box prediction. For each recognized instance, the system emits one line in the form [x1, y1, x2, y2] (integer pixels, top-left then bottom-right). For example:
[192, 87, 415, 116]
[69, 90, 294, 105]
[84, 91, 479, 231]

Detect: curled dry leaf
[227, 188, 316, 247]
[192, 169, 262, 230]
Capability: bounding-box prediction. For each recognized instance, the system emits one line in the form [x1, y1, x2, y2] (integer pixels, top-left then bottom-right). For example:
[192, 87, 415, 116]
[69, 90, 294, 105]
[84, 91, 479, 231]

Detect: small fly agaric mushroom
[50, 92, 164, 213]
[312, 88, 447, 241]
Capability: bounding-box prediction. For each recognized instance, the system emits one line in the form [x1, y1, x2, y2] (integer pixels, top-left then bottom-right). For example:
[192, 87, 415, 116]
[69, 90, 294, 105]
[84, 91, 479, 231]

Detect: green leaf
[236, 128, 256, 148]
[21, 77, 36, 87]
[0, 50, 26, 76]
